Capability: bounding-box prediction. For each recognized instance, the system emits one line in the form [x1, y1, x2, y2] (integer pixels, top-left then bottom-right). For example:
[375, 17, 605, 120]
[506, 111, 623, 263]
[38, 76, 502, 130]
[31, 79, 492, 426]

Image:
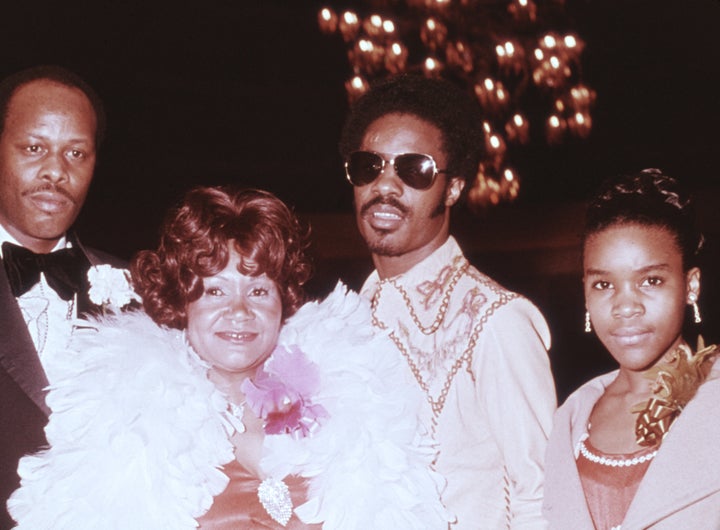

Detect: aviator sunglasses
[344, 151, 448, 190]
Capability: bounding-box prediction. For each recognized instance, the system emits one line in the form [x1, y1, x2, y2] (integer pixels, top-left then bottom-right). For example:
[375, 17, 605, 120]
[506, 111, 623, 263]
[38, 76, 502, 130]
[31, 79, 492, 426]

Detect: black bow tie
[2, 241, 90, 301]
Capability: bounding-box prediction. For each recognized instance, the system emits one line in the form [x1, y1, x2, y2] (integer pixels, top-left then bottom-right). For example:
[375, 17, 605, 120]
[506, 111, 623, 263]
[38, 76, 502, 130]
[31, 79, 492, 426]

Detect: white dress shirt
[0, 224, 77, 373]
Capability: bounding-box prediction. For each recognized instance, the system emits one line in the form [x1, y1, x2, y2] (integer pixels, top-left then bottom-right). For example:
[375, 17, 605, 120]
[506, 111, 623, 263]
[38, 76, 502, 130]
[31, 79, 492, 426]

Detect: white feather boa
[9, 283, 450, 529]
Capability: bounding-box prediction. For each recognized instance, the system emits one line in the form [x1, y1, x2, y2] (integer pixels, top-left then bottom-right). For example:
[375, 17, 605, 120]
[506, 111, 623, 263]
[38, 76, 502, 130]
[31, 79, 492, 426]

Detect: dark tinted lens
[394, 153, 436, 189]
[346, 152, 384, 186]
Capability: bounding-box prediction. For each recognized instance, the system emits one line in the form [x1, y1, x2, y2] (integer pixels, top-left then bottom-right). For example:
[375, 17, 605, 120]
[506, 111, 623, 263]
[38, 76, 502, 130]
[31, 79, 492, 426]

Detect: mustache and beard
[356, 191, 448, 258]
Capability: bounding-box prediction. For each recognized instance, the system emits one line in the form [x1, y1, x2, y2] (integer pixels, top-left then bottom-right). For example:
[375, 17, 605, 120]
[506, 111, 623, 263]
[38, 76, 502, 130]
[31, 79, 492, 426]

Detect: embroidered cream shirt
[362, 237, 556, 529]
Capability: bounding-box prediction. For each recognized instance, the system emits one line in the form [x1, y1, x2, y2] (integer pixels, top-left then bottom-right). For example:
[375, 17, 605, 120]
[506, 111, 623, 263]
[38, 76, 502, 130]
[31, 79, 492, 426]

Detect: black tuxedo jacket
[0, 236, 124, 529]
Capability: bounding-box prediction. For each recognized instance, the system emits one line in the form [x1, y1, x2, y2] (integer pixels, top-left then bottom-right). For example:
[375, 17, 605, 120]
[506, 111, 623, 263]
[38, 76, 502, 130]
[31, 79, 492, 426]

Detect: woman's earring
[584, 311, 592, 333]
[689, 293, 702, 324]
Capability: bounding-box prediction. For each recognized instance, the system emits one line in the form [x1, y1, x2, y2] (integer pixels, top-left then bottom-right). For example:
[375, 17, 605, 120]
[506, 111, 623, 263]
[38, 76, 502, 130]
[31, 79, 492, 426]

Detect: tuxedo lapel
[0, 236, 124, 416]
[622, 370, 720, 528]
[0, 260, 50, 416]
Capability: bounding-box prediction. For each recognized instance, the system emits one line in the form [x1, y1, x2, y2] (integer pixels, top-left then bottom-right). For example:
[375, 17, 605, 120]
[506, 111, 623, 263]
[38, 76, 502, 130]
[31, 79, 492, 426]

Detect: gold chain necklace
[371, 262, 515, 419]
[380, 260, 468, 335]
[372, 256, 468, 336]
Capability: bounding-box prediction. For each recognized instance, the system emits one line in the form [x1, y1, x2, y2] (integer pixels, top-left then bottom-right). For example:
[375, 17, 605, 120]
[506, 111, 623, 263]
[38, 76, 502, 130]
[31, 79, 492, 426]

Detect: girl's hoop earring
[584, 311, 592, 333]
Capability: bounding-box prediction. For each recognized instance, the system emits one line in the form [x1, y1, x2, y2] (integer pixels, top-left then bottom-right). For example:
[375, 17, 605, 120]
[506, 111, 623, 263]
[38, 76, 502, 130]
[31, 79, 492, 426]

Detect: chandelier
[318, 0, 595, 209]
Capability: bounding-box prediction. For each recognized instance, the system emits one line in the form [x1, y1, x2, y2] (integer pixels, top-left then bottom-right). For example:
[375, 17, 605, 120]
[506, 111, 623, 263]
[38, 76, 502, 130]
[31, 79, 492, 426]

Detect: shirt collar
[362, 236, 464, 294]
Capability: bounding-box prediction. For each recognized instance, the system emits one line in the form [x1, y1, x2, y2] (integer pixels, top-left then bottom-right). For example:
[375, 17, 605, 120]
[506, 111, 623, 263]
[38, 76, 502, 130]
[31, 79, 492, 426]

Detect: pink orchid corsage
[241, 345, 329, 439]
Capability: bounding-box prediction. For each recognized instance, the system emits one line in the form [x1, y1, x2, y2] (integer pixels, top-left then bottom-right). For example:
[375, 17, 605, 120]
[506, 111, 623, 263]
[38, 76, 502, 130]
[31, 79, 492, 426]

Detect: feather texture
[9, 283, 450, 529]
[268, 283, 451, 529]
[9, 311, 234, 530]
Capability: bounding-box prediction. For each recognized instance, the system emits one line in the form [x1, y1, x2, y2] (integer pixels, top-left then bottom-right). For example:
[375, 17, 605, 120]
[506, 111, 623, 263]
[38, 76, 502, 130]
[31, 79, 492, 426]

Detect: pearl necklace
[577, 439, 657, 467]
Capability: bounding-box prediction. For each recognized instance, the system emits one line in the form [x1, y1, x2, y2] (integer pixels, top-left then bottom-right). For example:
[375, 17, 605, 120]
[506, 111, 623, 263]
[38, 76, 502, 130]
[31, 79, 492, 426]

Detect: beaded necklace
[577, 437, 657, 468]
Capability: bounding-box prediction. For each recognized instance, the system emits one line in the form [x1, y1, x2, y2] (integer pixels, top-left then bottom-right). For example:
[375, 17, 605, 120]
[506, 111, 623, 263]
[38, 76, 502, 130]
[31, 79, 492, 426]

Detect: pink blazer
[543, 364, 720, 529]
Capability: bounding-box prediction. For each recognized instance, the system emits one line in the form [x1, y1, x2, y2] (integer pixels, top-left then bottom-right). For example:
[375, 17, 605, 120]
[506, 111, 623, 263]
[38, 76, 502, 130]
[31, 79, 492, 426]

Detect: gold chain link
[371, 263, 517, 419]
[385, 259, 468, 335]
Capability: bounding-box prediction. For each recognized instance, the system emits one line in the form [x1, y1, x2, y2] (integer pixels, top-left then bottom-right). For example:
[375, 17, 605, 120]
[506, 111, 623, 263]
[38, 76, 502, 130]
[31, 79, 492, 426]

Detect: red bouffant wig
[131, 186, 312, 329]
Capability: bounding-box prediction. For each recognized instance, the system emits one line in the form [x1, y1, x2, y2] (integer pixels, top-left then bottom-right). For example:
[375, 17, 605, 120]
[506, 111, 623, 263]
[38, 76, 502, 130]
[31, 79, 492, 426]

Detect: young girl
[543, 169, 720, 529]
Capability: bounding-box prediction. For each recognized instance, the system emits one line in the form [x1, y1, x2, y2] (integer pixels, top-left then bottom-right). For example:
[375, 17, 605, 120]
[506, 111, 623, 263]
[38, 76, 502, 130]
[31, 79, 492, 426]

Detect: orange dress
[198, 459, 321, 529]
[576, 437, 656, 530]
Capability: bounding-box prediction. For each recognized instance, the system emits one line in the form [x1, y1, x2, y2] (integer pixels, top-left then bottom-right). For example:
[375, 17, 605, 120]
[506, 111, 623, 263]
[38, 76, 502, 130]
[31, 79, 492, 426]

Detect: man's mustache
[360, 195, 409, 216]
[22, 182, 77, 204]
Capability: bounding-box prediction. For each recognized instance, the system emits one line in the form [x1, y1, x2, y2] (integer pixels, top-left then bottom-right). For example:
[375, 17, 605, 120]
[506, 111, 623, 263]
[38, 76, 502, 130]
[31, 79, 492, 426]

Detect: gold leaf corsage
[632, 337, 719, 447]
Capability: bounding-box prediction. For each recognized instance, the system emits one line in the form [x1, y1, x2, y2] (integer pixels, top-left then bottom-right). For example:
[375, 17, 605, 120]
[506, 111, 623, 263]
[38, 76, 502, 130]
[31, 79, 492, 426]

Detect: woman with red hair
[9, 187, 450, 530]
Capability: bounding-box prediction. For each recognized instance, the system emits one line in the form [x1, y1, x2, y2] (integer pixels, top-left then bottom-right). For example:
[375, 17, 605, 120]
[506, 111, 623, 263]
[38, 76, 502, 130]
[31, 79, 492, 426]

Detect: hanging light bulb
[385, 41, 409, 73]
[505, 113, 530, 144]
[500, 168, 520, 200]
[345, 75, 369, 104]
[423, 56, 443, 76]
[567, 111, 592, 139]
[420, 17, 448, 51]
[469, 166, 502, 208]
[364, 14, 382, 36]
[546, 114, 567, 144]
[318, 7, 338, 34]
[508, 0, 537, 23]
[338, 10, 360, 42]
[446, 40, 474, 73]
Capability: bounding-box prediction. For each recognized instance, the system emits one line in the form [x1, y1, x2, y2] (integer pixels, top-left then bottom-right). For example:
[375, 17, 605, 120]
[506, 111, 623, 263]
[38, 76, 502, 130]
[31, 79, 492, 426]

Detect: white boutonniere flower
[87, 265, 141, 311]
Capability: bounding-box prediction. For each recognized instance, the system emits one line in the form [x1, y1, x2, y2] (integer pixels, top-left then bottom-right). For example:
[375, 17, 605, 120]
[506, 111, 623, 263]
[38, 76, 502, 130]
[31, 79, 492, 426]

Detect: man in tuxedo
[0, 65, 117, 527]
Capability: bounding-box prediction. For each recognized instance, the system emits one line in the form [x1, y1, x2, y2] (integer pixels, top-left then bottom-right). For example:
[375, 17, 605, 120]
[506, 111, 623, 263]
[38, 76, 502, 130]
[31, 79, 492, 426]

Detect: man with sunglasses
[340, 74, 556, 529]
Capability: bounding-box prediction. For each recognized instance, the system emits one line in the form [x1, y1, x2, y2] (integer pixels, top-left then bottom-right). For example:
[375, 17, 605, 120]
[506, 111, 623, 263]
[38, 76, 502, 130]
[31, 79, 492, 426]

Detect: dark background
[1, 0, 718, 400]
